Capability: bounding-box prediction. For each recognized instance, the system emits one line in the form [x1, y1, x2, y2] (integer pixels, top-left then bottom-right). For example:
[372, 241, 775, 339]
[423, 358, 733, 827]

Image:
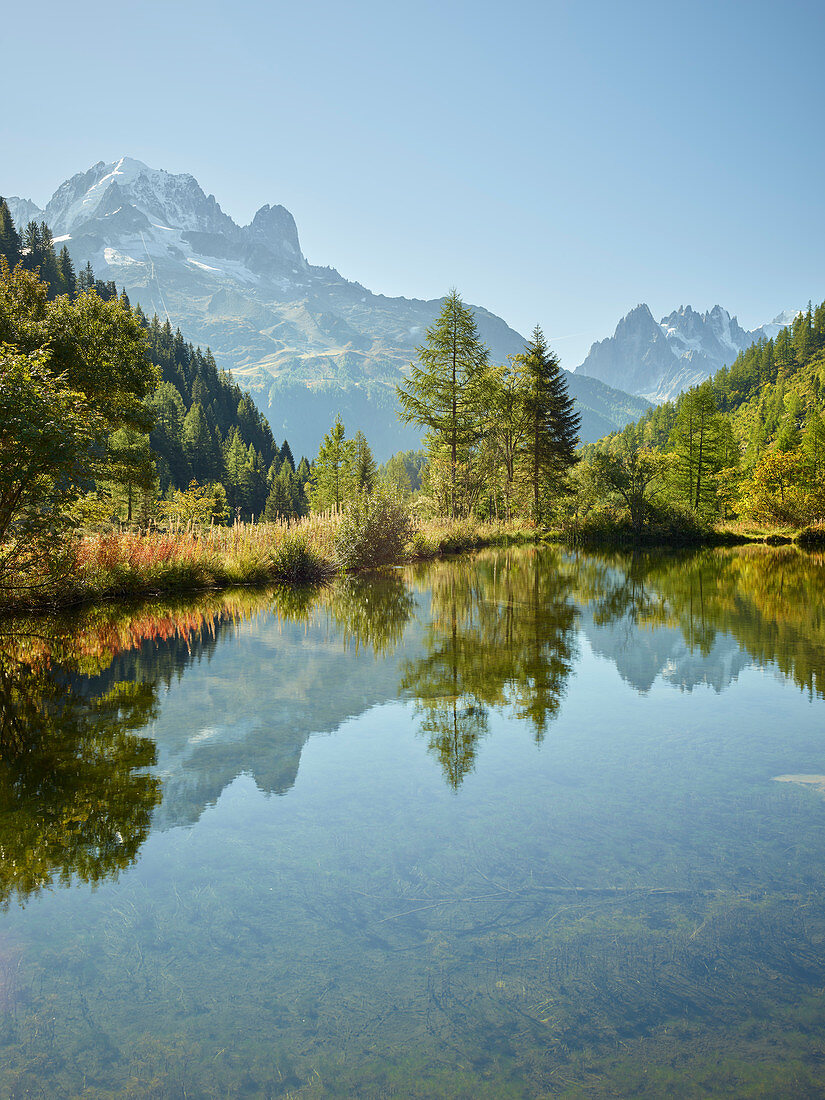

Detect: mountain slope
[5, 157, 648, 456]
[576, 302, 798, 404]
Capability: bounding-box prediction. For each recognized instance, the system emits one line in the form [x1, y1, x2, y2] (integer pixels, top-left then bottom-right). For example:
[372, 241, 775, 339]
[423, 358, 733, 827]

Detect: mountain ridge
[4, 156, 649, 457]
[576, 301, 798, 403]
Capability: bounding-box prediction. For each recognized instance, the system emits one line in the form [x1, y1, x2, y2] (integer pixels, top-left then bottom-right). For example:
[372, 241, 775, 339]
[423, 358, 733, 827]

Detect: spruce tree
[21, 222, 42, 272]
[78, 261, 96, 292]
[521, 325, 580, 523]
[352, 430, 377, 496]
[278, 439, 295, 471]
[183, 403, 216, 483]
[38, 223, 61, 293]
[0, 199, 22, 269]
[58, 246, 77, 296]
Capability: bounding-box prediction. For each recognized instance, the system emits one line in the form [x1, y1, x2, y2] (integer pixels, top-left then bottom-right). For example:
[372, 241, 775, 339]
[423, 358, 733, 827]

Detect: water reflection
[3, 547, 825, 1096]
[0, 595, 280, 906]
[402, 549, 579, 786]
[573, 545, 825, 697]
[3, 545, 825, 906]
[0, 620, 161, 907]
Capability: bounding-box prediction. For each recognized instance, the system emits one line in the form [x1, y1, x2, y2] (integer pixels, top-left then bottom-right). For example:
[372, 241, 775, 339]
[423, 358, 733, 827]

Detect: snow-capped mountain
[576, 302, 799, 404]
[5, 156, 649, 457]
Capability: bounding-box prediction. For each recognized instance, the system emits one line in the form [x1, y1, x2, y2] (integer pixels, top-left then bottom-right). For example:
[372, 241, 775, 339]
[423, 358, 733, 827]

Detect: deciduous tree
[397, 289, 488, 517]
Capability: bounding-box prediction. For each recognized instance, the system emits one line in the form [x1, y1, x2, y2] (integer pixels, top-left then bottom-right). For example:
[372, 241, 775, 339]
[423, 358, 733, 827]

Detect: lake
[2, 544, 825, 1098]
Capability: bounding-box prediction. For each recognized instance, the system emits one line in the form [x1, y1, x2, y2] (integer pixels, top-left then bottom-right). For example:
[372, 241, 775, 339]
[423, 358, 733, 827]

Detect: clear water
[2, 545, 825, 1097]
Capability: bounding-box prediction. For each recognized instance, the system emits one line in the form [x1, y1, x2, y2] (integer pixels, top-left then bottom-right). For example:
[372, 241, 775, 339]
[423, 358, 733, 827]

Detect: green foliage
[352, 430, 377, 495]
[397, 289, 489, 517]
[0, 206, 297, 532]
[309, 415, 356, 511]
[0, 626, 161, 905]
[583, 299, 825, 536]
[268, 530, 330, 584]
[519, 324, 581, 522]
[160, 480, 228, 526]
[264, 460, 307, 520]
[587, 442, 671, 534]
[670, 381, 726, 514]
[398, 305, 579, 524]
[334, 492, 415, 571]
[0, 347, 102, 598]
[0, 200, 22, 270]
[0, 263, 156, 433]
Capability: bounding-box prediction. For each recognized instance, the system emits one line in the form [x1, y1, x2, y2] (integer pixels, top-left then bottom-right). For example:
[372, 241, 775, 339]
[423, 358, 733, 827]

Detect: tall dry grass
[6, 509, 539, 609]
[72, 515, 341, 600]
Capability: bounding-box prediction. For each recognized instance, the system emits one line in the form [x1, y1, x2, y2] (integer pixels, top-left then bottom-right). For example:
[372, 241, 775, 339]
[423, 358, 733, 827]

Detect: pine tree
[397, 289, 489, 517]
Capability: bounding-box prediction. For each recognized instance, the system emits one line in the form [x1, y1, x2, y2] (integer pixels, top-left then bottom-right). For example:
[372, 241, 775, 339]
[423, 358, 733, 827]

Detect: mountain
[576, 302, 798, 404]
[5, 157, 648, 457]
[579, 606, 750, 694]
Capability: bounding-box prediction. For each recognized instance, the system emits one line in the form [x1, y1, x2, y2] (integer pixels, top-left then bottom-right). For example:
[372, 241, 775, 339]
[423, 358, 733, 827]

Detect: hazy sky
[3, 0, 823, 366]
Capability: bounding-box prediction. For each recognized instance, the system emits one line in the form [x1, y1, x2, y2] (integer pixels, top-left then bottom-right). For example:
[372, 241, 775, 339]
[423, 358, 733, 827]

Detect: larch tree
[397, 289, 489, 518]
[671, 383, 724, 513]
[309, 415, 355, 511]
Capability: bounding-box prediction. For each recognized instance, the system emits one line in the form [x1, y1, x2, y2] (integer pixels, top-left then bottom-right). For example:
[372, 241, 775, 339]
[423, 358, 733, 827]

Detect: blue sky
[3, 0, 823, 365]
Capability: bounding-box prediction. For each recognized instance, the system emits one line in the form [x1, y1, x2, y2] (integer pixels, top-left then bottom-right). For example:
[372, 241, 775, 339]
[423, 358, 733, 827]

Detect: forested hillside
[5, 157, 652, 458]
[0, 197, 307, 524]
[582, 302, 825, 530]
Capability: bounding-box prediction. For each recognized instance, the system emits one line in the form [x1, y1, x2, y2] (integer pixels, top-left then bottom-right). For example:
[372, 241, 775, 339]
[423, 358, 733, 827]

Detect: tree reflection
[402, 548, 579, 787]
[570, 545, 825, 697]
[0, 593, 269, 907]
[271, 573, 416, 656]
[0, 622, 161, 907]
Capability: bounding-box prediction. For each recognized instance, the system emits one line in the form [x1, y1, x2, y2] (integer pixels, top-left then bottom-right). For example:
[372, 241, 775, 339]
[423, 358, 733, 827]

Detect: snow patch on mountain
[6, 155, 652, 457]
[103, 246, 145, 268]
[187, 258, 220, 272]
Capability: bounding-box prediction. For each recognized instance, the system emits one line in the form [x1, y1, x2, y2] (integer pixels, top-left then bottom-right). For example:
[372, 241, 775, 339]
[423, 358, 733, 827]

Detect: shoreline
[3, 518, 821, 617]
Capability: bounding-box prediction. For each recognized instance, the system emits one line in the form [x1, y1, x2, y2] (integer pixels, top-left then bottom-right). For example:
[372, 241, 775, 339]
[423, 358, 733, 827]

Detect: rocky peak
[246, 204, 305, 266]
[615, 303, 663, 339]
[39, 157, 237, 238]
[3, 195, 45, 229]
